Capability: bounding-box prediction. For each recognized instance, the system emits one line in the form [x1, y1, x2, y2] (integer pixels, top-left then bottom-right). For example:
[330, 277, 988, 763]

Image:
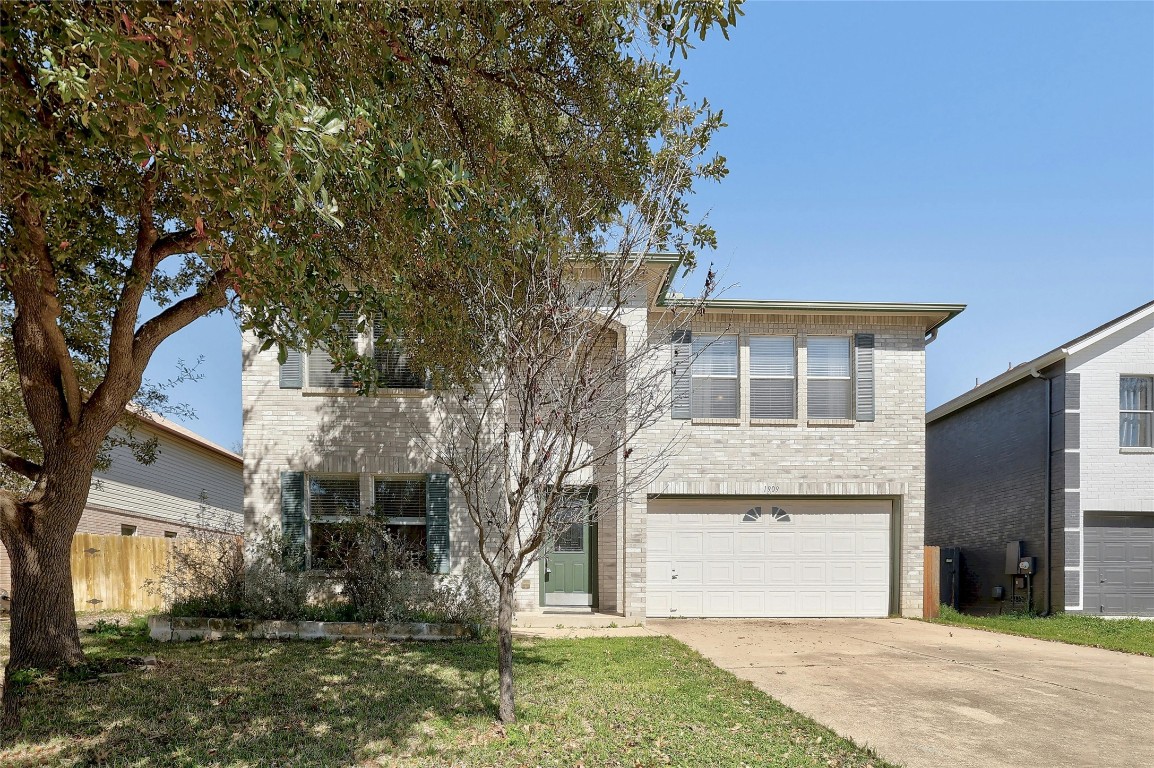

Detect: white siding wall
[87, 422, 243, 532]
[1064, 310, 1154, 613]
[1068, 312, 1154, 513]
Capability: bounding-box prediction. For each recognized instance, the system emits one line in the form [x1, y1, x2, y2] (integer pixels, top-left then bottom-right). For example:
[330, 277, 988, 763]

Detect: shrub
[146, 515, 497, 627]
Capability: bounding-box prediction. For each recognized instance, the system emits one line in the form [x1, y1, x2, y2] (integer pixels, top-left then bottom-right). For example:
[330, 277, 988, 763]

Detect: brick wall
[925, 370, 1065, 614]
[637, 311, 930, 618]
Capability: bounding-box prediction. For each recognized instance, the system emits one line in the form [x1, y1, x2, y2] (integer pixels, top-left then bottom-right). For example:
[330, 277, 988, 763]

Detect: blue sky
[145, 0, 1154, 450]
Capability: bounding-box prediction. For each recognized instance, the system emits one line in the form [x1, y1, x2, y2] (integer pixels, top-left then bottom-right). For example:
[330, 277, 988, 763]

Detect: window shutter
[671, 330, 692, 419]
[425, 473, 450, 574]
[855, 333, 875, 422]
[280, 471, 306, 571]
[279, 348, 303, 389]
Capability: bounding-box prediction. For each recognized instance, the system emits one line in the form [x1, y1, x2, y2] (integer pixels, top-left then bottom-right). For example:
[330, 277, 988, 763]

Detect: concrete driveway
[653, 618, 1154, 768]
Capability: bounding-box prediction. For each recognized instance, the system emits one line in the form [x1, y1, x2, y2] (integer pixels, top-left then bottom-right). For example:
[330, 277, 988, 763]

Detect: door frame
[540, 486, 598, 609]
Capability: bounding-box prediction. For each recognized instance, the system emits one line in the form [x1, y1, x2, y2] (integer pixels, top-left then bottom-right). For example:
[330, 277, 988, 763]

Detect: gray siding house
[244, 258, 963, 620]
[0, 412, 243, 596]
[926, 301, 1154, 616]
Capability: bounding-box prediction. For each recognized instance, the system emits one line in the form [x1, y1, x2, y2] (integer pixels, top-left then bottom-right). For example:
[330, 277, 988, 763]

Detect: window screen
[749, 336, 796, 419]
[691, 335, 738, 419]
[375, 478, 428, 567]
[374, 479, 427, 518]
[307, 475, 361, 518]
[307, 311, 359, 388]
[372, 321, 424, 388]
[1120, 376, 1153, 448]
[807, 337, 852, 419]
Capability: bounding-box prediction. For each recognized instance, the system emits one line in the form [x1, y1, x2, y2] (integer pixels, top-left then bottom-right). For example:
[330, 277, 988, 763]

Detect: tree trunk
[496, 576, 517, 723]
[1, 462, 93, 729]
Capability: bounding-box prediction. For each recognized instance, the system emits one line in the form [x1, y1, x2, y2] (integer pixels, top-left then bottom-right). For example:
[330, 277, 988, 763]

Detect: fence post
[923, 545, 941, 619]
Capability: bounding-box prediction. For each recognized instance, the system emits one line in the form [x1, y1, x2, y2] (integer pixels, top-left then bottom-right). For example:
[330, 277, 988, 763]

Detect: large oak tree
[0, 0, 741, 690]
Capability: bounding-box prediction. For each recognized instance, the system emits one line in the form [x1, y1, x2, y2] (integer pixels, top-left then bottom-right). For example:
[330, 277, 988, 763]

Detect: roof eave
[926, 348, 1067, 424]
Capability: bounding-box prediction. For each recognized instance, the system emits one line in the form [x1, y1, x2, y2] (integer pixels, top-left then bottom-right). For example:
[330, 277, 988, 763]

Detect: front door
[543, 494, 594, 607]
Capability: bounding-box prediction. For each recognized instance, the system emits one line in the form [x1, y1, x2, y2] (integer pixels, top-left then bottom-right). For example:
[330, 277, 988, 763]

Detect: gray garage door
[1084, 513, 1154, 616]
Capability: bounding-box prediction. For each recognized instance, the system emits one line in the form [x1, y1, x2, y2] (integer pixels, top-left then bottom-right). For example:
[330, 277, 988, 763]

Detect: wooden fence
[71, 533, 176, 612]
[923, 545, 941, 619]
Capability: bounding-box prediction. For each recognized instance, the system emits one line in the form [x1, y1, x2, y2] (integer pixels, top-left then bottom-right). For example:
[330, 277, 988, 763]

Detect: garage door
[1084, 513, 1154, 617]
[647, 498, 892, 618]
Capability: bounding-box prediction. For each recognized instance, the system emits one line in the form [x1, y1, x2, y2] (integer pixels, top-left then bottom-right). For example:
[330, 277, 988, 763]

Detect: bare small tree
[425, 250, 715, 723]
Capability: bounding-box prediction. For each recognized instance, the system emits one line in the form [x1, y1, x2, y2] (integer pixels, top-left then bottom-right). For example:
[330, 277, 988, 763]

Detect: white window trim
[806, 335, 854, 420]
[690, 334, 740, 420]
[1119, 374, 1153, 448]
[748, 335, 797, 420]
[373, 475, 429, 528]
[305, 472, 363, 570]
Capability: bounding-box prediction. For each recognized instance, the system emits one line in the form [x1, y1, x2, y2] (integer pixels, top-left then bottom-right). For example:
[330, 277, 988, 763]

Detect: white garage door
[647, 498, 892, 618]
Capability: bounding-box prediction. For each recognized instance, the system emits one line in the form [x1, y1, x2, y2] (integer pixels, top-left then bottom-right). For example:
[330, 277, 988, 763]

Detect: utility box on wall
[939, 547, 961, 611]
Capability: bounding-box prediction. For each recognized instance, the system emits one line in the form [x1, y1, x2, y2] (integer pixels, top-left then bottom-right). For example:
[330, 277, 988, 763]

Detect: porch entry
[542, 489, 596, 607]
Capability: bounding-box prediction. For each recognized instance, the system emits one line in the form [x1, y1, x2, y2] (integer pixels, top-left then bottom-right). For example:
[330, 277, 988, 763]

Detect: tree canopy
[0, 0, 742, 678]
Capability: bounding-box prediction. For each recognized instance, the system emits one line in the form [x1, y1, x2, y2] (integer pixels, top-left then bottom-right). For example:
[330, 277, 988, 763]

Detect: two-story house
[926, 300, 1154, 617]
[242, 256, 963, 620]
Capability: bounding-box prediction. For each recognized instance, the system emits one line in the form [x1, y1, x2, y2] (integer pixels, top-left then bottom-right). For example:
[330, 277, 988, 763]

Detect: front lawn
[930, 607, 1154, 656]
[0, 619, 888, 767]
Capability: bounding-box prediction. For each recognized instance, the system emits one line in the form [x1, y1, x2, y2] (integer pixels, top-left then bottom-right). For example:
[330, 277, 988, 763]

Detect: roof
[124, 403, 242, 465]
[926, 299, 1154, 424]
[646, 255, 965, 336]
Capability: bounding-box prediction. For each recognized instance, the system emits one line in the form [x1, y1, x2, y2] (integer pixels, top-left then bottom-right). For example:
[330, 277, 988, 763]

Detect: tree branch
[0, 446, 42, 481]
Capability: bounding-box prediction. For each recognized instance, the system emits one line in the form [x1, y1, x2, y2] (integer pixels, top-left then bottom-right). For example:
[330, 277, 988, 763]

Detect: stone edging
[148, 616, 472, 642]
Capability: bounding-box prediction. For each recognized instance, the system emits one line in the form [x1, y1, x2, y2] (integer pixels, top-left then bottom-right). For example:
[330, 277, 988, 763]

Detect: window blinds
[691, 335, 739, 419]
[307, 311, 359, 388]
[749, 336, 796, 419]
[807, 337, 852, 419]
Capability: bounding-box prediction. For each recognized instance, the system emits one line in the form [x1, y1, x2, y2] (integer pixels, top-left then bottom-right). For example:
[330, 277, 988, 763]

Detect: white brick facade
[243, 276, 953, 619]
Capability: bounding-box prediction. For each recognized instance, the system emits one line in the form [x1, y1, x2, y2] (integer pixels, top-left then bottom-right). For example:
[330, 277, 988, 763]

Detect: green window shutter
[280, 348, 303, 389]
[425, 473, 450, 574]
[854, 333, 875, 422]
[671, 330, 692, 419]
[280, 471, 306, 571]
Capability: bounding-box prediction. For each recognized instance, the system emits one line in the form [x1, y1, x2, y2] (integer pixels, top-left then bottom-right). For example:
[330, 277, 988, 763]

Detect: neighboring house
[243, 256, 963, 620]
[0, 412, 243, 596]
[926, 301, 1154, 617]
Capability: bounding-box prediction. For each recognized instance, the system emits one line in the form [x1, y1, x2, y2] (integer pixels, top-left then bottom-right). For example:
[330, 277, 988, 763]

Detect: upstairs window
[691, 335, 739, 419]
[749, 336, 796, 419]
[372, 321, 425, 389]
[1120, 376, 1153, 448]
[307, 311, 360, 388]
[807, 337, 852, 419]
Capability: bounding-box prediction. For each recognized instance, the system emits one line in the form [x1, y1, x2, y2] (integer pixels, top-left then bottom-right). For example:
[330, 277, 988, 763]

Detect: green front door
[543, 495, 594, 606]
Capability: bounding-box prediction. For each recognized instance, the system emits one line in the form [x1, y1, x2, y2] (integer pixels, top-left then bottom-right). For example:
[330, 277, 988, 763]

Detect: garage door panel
[736, 562, 765, 583]
[799, 562, 826, 584]
[706, 532, 734, 557]
[830, 562, 856, 584]
[673, 561, 703, 584]
[799, 533, 825, 554]
[674, 531, 703, 556]
[830, 533, 856, 553]
[704, 561, 734, 584]
[861, 531, 889, 554]
[737, 533, 765, 555]
[768, 533, 794, 554]
[647, 498, 892, 618]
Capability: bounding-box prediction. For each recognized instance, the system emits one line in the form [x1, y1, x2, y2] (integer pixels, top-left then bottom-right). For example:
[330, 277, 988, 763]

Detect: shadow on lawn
[3, 634, 556, 767]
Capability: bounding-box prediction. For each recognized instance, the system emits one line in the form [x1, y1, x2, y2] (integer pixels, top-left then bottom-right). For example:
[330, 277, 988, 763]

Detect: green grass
[930, 606, 1154, 656]
[0, 621, 889, 768]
